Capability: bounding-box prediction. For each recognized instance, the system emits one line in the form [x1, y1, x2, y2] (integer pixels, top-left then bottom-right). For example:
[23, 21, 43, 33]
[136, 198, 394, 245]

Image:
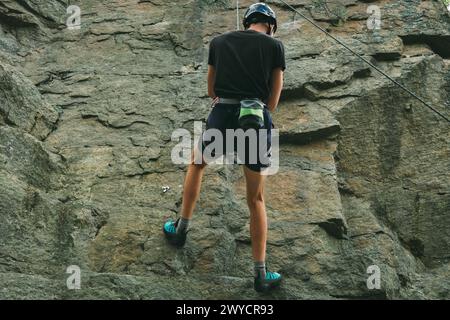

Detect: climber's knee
[247, 191, 265, 211]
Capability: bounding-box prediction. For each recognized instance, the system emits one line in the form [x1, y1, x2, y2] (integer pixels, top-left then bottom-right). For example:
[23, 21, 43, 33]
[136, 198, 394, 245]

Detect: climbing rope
[275, 0, 450, 123]
[236, 0, 240, 30]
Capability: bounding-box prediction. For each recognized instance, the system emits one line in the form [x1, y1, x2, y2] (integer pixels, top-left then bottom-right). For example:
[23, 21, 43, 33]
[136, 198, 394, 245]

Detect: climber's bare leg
[243, 166, 267, 262]
[180, 151, 207, 219]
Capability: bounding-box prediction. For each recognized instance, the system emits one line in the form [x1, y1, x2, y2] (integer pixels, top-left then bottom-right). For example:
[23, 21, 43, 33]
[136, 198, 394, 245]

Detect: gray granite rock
[0, 0, 449, 299]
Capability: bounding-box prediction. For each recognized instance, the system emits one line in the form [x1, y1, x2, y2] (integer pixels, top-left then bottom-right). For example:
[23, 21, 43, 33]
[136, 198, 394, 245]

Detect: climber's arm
[266, 67, 284, 112]
[207, 65, 216, 99]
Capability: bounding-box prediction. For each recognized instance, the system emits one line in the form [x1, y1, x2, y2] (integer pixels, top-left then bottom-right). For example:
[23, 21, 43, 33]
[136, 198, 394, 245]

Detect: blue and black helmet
[243, 2, 278, 34]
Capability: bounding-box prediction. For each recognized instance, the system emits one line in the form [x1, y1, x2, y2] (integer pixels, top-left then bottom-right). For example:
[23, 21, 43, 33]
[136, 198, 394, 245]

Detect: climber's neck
[247, 23, 270, 35]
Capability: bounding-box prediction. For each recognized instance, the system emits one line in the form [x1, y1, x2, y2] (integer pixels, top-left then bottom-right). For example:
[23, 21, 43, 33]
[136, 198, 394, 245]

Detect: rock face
[0, 0, 449, 299]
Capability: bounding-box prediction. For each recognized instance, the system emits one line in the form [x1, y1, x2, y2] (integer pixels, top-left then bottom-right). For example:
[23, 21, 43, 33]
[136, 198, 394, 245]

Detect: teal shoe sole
[163, 224, 187, 248]
[254, 275, 282, 293]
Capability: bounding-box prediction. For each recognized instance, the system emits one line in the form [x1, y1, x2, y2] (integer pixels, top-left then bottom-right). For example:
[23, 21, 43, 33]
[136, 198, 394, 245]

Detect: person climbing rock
[163, 2, 286, 293]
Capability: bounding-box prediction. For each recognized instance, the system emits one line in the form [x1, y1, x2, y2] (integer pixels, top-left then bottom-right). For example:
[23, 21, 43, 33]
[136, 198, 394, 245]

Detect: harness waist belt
[218, 97, 262, 104]
[217, 98, 240, 104]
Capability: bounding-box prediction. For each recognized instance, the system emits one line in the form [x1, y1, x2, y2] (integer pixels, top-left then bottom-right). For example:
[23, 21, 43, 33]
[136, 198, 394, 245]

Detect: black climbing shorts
[197, 103, 273, 172]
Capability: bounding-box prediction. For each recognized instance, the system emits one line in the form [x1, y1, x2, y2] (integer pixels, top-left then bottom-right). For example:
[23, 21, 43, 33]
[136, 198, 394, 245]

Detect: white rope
[236, 0, 240, 30]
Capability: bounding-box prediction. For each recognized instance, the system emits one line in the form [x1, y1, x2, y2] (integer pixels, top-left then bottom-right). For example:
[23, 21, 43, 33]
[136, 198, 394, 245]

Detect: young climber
[163, 2, 285, 293]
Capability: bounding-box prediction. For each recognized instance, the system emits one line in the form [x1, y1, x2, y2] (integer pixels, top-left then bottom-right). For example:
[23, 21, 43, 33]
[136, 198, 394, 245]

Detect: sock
[254, 261, 266, 279]
[176, 217, 190, 235]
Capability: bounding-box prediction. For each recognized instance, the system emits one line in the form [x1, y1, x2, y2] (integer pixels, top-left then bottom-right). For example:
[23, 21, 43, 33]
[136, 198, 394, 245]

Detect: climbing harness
[215, 97, 266, 130]
[273, 0, 450, 123]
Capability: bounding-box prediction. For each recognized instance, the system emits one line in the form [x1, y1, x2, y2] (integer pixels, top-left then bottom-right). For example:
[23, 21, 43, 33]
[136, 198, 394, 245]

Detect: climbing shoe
[254, 271, 282, 293]
[163, 218, 187, 248]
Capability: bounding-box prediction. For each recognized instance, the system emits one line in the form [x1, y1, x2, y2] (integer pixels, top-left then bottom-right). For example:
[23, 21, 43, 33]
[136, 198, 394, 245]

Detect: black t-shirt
[208, 30, 286, 101]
